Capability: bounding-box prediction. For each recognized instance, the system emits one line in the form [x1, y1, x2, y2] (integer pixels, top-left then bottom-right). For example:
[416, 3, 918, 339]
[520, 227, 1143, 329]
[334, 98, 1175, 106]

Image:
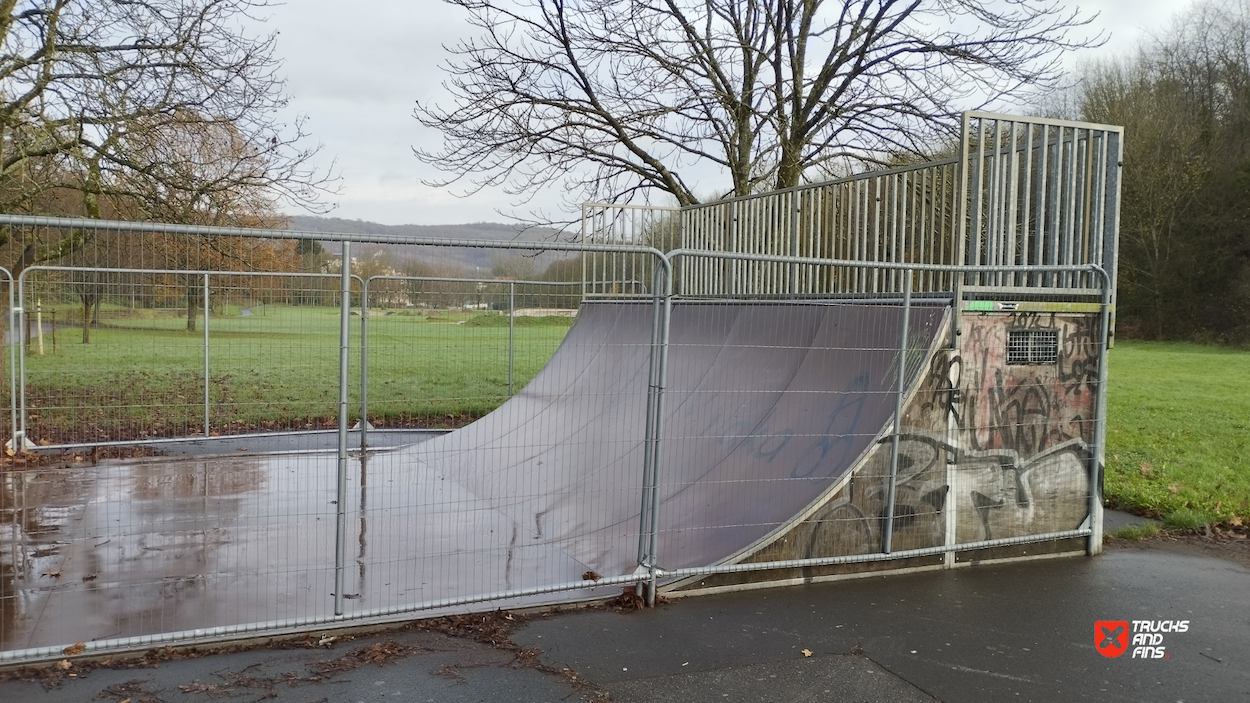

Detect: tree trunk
[81, 297, 92, 344]
[186, 280, 199, 332]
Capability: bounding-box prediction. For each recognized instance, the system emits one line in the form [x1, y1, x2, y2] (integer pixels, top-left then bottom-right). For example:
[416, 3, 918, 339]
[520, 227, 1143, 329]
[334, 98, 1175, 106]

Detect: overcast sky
[261, 0, 1185, 226]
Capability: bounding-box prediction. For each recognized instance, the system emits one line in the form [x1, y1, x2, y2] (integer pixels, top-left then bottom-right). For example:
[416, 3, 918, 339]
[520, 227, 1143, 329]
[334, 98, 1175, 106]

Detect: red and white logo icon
[1095, 620, 1130, 658]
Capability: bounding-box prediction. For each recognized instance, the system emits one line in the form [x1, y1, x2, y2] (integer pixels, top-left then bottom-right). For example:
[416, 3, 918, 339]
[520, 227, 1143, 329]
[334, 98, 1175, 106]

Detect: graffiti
[1058, 316, 1099, 396]
[744, 311, 1101, 565]
[960, 315, 1098, 456]
[780, 432, 1091, 561]
[917, 350, 962, 426]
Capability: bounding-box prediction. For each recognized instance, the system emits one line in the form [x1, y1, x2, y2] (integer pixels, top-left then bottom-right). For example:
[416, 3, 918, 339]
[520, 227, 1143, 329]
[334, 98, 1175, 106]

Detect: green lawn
[18, 305, 571, 442]
[15, 309, 1249, 529]
[1105, 341, 1250, 527]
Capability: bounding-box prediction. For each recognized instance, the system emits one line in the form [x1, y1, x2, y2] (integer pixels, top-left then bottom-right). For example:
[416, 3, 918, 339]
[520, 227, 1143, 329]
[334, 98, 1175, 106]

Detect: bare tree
[1049, 0, 1250, 341]
[0, 0, 336, 259]
[415, 0, 1098, 209]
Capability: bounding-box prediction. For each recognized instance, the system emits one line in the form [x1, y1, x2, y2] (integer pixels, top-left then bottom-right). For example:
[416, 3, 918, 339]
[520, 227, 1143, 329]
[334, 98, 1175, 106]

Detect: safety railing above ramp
[581, 111, 1122, 309]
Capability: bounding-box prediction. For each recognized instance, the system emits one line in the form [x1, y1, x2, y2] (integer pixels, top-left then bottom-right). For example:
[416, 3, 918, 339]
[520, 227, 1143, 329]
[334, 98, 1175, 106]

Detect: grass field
[13, 307, 1248, 528]
[1105, 341, 1250, 528]
[18, 304, 571, 442]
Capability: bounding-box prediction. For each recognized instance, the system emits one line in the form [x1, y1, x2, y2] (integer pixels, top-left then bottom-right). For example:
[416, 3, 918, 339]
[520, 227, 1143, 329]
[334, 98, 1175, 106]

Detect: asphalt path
[2, 531, 1246, 703]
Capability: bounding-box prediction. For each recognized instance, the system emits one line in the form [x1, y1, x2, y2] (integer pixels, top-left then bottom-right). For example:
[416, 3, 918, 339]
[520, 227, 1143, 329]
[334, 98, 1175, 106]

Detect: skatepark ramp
[0, 111, 1118, 662]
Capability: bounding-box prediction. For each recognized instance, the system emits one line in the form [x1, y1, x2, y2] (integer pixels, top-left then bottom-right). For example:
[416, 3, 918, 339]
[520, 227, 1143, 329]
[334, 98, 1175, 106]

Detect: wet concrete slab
[2, 541, 1245, 702]
[1, 450, 619, 653]
[0, 628, 586, 702]
[516, 546, 1250, 702]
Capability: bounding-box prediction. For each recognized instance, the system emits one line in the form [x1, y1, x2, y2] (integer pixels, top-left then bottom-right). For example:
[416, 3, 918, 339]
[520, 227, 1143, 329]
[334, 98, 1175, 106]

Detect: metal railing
[580, 111, 1123, 309]
[673, 158, 960, 297]
[960, 113, 1122, 296]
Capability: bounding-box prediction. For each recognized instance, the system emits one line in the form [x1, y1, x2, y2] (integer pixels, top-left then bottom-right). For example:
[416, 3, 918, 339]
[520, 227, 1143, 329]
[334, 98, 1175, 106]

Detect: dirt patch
[4, 444, 163, 468]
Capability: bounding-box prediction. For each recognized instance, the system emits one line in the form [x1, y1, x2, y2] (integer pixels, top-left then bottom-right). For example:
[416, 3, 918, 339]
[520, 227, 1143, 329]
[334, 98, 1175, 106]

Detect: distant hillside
[287, 216, 577, 277]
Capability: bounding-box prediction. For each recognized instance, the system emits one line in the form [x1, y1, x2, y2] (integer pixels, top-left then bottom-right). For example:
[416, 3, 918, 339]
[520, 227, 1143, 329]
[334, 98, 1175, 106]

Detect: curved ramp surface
[398, 301, 947, 587]
[1, 300, 947, 651]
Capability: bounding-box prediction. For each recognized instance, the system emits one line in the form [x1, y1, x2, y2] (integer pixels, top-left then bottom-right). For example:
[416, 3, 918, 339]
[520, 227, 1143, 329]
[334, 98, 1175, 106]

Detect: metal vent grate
[1007, 329, 1059, 365]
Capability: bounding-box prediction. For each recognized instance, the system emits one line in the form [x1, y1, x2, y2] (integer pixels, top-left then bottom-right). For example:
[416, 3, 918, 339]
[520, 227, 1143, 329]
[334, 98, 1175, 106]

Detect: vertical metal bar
[1089, 267, 1112, 555]
[360, 277, 370, 450]
[334, 241, 351, 616]
[645, 256, 672, 606]
[1104, 131, 1123, 345]
[872, 177, 882, 293]
[7, 271, 16, 450]
[1034, 124, 1049, 286]
[728, 200, 737, 295]
[508, 281, 515, 396]
[203, 273, 210, 438]
[637, 261, 664, 570]
[882, 268, 913, 554]
[1021, 123, 1034, 281]
[1048, 128, 1063, 286]
[955, 112, 974, 347]
[789, 190, 799, 297]
[1006, 121, 1020, 287]
[580, 205, 589, 299]
[15, 283, 26, 444]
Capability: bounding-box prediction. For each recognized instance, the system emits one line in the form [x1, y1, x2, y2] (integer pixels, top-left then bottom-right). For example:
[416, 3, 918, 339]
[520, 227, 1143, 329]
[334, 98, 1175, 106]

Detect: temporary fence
[9, 268, 588, 452]
[0, 246, 1111, 663]
[357, 276, 583, 448]
[0, 214, 672, 661]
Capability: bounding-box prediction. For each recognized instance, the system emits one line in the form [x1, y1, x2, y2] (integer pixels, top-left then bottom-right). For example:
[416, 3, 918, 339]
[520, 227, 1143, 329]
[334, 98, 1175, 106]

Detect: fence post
[639, 256, 672, 606]
[360, 277, 370, 450]
[334, 242, 351, 616]
[7, 271, 16, 451]
[203, 273, 210, 438]
[15, 296, 26, 446]
[882, 268, 913, 554]
[508, 281, 515, 396]
[1089, 267, 1112, 555]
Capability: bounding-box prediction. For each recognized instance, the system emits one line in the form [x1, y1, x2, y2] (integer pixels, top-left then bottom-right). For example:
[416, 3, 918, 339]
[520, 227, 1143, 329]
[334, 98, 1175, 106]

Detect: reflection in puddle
[1, 449, 607, 653]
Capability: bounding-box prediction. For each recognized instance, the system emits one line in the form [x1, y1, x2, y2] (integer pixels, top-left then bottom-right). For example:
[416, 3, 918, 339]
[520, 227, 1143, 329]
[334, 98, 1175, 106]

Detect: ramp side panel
[653, 304, 948, 570]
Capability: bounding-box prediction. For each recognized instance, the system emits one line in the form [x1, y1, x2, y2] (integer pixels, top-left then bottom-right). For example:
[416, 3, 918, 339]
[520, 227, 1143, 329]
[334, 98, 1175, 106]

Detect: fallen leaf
[42, 569, 61, 578]
[82, 573, 97, 582]
[119, 699, 130, 703]
[1167, 484, 1180, 495]
[1138, 462, 1153, 476]
[1229, 516, 1243, 527]
[54, 659, 71, 670]
[582, 570, 602, 582]
[801, 649, 813, 657]
[62, 642, 85, 656]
